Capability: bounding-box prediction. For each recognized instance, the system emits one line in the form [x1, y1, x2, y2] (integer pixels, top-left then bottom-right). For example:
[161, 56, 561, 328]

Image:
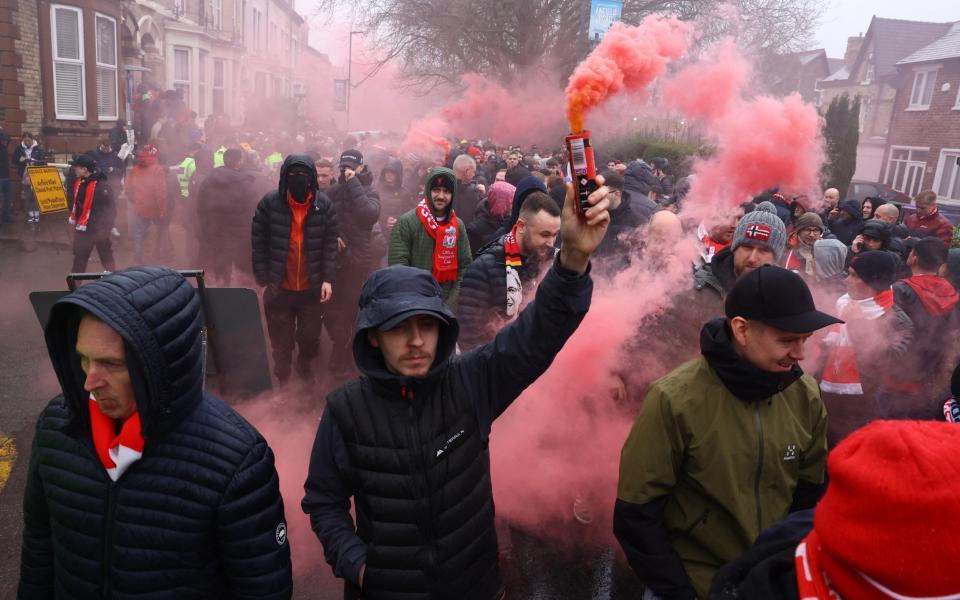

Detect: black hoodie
[302, 260, 593, 599]
[251, 154, 339, 288]
[20, 267, 291, 598]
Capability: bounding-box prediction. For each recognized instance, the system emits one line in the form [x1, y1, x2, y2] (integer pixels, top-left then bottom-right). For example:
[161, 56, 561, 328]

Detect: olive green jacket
[617, 356, 827, 598]
[387, 208, 471, 309]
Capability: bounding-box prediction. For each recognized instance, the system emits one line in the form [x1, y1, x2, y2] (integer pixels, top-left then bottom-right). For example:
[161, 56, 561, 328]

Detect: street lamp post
[346, 29, 365, 133]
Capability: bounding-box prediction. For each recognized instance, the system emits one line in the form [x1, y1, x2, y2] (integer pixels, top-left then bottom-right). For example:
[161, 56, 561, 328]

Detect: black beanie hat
[861, 219, 891, 242]
[850, 251, 897, 292]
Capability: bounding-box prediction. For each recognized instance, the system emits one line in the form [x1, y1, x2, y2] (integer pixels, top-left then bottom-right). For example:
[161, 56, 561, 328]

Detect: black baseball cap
[725, 265, 843, 333]
[339, 149, 363, 170]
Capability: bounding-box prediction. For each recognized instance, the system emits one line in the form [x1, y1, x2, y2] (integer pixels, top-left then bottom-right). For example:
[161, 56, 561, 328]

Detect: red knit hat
[810, 420, 960, 598]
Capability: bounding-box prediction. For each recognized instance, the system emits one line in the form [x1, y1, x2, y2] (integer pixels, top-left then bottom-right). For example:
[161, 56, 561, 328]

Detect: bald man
[819, 188, 840, 221]
[874, 203, 900, 225]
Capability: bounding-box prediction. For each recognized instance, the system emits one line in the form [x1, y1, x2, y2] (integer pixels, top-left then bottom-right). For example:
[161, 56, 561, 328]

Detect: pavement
[0, 215, 642, 599]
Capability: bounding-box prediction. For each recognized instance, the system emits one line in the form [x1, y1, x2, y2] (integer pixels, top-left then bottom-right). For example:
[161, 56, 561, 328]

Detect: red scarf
[503, 224, 523, 318]
[416, 198, 459, 283]
[88, 395, 144, 481]
[70, 178, 99, 231]
[820, 289, 893, 395]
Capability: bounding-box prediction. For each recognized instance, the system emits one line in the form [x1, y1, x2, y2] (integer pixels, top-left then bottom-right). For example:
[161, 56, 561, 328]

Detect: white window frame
[252, 9, 261, 51]
[50, 4, 86, 120]
[198, 49, 207, 118]
[933, 148, 960, 205]
[954, 85, 960, 110]
[212, 58, 225, 114]
[885, 145, 929, 197]
[907, 67, 938, 110]
[172, 47, 191, 105]
[94, 13, 118, 121]
[212, 0, 222, 30]
[861, 62, 874, 85]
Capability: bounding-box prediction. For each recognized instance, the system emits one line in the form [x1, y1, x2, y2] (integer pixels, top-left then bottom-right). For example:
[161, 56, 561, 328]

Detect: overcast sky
[814, 0, 960, 58]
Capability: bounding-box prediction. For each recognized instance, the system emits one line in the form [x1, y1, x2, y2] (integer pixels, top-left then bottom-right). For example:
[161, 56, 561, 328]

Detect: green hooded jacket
[617, 340, 827, 598]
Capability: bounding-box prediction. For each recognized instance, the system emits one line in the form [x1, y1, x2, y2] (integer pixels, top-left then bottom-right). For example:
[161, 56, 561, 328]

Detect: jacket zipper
[753, 403, 764, 535]
[102, 482, 117, 598]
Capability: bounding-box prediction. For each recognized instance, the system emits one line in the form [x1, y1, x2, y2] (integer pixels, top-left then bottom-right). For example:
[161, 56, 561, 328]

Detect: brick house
[882, 22, 960, 208]
[761, 49, 841, 108]
[820, 17, 953, 183]
[0, 0, 124, 209]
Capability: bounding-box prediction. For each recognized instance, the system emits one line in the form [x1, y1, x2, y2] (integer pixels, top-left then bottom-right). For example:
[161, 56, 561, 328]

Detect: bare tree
[313, 0, 825, 91]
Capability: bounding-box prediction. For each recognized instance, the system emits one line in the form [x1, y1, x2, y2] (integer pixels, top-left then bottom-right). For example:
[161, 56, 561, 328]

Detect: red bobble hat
[808, 420, 960, 598]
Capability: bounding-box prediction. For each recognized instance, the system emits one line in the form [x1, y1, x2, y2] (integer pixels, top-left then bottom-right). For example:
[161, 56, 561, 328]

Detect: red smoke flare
[565, 17, 692, 133]
[660, 37, 751, 124]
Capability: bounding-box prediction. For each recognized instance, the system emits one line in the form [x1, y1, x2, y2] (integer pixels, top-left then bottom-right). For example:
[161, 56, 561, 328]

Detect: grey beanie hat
[732, 204, 787, 261]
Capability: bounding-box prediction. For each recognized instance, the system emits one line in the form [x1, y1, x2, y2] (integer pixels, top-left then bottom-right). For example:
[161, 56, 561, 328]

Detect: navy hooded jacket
[302, 260, 592, 599]
[19, 267, 292, 599]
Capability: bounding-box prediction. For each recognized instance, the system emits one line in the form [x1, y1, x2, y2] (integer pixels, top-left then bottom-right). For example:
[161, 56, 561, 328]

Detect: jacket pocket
[671, 508, 709, 541]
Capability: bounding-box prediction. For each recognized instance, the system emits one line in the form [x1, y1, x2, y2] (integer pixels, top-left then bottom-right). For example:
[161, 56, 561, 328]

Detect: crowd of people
[14, 112, 960, 600]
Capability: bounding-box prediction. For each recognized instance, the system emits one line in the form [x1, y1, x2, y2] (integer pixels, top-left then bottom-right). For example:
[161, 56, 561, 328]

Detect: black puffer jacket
[624, 160, 661, 198]
[197, 165, 258, 254]
[457, 239, 544, 351]
[19, 267, 291, 599]
[302, 261, 592, 599]
[327, 172, 381, 268]
[252, 154, 339, 288]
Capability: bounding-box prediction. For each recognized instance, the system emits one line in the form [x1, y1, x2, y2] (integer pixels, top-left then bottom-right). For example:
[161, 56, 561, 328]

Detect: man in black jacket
[252, 154, 339, 385]
[197, 148, 258, 283]
[302, 181, 613, 599]
[18, 266, 292, 598]
[458, 191, 560, 351]
[68, 154, 117, 273]
[324, 149, 381, 380]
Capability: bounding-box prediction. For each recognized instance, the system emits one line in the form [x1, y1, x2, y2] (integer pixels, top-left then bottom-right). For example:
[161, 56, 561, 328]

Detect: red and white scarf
[88, 394, 144, 481]
[416, 198, 459, 283]
[820, 289, 893, 395]
[503, 224, 523, 319]
[69, 178, 99, 231]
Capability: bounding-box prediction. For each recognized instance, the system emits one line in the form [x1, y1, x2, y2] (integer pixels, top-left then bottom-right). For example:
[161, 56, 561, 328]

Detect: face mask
[287, 176, 309, 202]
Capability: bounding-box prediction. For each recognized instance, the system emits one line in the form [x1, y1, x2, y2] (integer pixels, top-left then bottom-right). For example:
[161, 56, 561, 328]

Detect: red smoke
[565, 17, 692, 133]
[660, 37, 750, 124]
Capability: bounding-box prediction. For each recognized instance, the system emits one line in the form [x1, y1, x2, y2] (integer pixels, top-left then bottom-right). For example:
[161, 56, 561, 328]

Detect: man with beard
[252, 155, 338, 385]
[457, 191, 561, 351]
[375, 157, 409, 239]
[389, 167, 472, 308]
[616, 266, 837, 599]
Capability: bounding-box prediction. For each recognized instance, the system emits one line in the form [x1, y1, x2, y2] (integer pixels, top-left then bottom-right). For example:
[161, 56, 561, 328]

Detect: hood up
[378, 157, 404, 189]
[277, 153, 318, 200]
[903, 274, 960, 317]
[700, 318, 803, 403]
[352, 266, 459, 393]
[44, 267, 204, 440]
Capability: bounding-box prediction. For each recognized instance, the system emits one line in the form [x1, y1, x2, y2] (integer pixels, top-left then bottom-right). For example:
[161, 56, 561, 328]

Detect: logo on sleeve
[783, 445, 798, 462]
[276, 522, 287, 545]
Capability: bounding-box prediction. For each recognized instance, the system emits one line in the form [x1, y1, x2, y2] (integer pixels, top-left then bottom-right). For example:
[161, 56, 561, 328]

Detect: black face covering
[287, 174, 309, 202]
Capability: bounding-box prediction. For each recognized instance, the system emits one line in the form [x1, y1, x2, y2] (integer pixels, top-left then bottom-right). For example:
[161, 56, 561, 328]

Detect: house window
[934, 149, 960, 203]
[908, 68, 938, 110]
[51, 5, 85, 120]
[862, 62, 874, 85]
[813, 78, 823, 108]
[173, 47, 191, 103]
[212, 0, 222, 29]
[95, 14, 118, 120]
[252, 9, 261, 51]
[885, 147, 929, 197]
[955, 85, 960, 110]
[213, 58, 225, 114]
[198, 49, 207, 118]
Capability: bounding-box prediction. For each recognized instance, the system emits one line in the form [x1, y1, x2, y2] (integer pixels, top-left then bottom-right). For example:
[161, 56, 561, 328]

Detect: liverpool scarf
[820, 289, 893, 395]
[503, 224, 523, 319]
[416, 198, 459, 283]
[88, 394, 144, 481]
[69, 178, 99, 231]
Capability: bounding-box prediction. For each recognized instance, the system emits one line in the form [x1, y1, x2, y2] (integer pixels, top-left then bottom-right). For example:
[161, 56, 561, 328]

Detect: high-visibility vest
[177, 157, 196, 198]
[213, 145, 226, 168]
[265, 151, 283, 171]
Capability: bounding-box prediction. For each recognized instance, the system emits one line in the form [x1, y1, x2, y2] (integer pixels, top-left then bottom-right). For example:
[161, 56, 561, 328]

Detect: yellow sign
[27, 166, 69, 214]
[0, 434, 15, 491]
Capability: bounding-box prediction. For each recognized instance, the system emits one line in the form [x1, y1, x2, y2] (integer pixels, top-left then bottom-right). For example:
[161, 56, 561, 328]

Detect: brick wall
[883, 59, 960, 193]
[12, 0, 40, 135]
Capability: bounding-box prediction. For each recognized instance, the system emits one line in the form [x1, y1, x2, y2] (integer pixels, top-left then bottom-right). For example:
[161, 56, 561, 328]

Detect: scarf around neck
[88, 394, 144, 481]
[69, 177, 99, 231]
[820, 289, 893, 395]
[503, 224, 523, 318]
[416, 198, 459, 283]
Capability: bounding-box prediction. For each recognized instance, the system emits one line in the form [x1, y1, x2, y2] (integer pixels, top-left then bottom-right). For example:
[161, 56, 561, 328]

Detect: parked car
[846, 180, 912, 206]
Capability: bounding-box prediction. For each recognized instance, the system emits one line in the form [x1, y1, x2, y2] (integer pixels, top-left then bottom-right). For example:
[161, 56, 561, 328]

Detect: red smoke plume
[565, 17, 693, 133]
[660, 37, 751, 124]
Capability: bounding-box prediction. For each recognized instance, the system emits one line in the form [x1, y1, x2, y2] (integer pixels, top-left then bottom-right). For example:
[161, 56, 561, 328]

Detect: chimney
[844, 35, 864, 66]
